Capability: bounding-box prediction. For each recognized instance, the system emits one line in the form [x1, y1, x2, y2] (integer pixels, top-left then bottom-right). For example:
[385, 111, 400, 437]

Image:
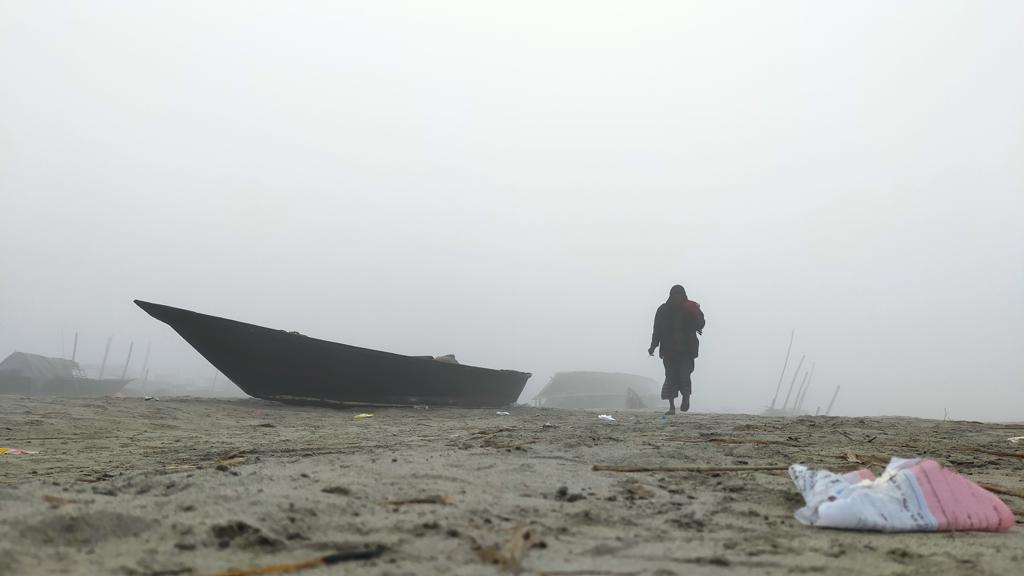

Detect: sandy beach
[1, 396, 1021, 575]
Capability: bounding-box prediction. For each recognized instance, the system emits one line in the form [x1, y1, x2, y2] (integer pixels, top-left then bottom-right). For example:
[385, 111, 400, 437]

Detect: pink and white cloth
[0, 448, 37, 455]
[790, 457, 1014, 532]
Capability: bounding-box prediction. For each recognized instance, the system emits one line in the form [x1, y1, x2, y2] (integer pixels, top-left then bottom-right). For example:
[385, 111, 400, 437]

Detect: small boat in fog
[134, 300, 531, 408]
[533, 371, 661, 410]
[0, 352, 131, 397]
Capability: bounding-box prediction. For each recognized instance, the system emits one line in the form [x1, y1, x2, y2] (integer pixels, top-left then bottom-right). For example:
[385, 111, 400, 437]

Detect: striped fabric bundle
[790, 457, 1014, 532]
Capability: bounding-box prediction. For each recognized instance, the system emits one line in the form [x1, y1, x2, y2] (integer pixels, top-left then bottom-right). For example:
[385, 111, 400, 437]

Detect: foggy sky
[1, 1, 1021, 420]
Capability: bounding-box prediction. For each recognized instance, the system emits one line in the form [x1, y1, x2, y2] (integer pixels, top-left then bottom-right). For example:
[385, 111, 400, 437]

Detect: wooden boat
[134, 300, 531, 408]
[533, 371, 660, 410]
[0, 351, 131, 397]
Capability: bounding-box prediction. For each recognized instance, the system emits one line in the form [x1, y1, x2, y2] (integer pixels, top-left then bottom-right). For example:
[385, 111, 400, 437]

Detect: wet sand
[1, 396, 1021, 575]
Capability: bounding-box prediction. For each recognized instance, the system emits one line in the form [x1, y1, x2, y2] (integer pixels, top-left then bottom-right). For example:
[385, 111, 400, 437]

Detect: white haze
[1, 1, 1021, 420]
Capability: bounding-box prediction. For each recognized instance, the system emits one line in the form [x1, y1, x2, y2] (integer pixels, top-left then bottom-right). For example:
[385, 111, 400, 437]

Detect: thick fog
[1, 2, 1021, 420]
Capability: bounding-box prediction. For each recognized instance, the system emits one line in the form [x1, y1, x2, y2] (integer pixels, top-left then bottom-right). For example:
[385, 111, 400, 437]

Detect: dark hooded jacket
[651, 299, 705, 359]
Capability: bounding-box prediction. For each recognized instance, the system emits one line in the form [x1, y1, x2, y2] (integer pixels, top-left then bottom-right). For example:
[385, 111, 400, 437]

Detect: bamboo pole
[139, 342, 151, 382]
[119, 341, 134, 380]
[797, 385, 811, 412]
[781, 355, 805, 412]
[790, 377, 806, 414]
[793, 371, 810, 412]
[769, 329, 795, 410]
[71, 332, 79, 362]
[796, 364, 815, 412]
[97, 336, 112, 380]
[825, 385, 841, 416]
[797, 363, 816, 412]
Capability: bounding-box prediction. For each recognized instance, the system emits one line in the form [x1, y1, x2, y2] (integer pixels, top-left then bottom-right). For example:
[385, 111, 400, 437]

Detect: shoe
[665, 408, 676, 415]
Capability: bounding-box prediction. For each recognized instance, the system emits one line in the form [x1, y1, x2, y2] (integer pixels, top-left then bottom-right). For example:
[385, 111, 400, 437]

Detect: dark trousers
[661, 353, 695, 400]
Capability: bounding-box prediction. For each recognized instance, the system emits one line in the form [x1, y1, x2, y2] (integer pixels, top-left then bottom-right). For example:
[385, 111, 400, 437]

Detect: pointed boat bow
[133, 299, 530, 408]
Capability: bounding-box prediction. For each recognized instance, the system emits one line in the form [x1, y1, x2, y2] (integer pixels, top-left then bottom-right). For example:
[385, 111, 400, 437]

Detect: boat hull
[135, 300, 531, 408]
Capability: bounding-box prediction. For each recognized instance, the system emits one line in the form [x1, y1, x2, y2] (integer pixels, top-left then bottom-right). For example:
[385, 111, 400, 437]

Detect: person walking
[648, 285, 705, 414]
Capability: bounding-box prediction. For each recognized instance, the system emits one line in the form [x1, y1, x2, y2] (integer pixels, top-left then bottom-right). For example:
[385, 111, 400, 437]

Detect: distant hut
[0, 351, 130, 396]
[532, 371, 661, 410]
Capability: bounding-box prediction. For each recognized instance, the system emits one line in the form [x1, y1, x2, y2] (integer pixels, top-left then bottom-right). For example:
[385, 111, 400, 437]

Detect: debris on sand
[210, 520, 282, 550]
[0, 447, 37, 455]
[42, 495, 79, 508]
[321, 486, 352, 495]
[386, 495, 453, 506]
[474, 526, 545, 571]
[159, 464, 199, 473]
[554, 486, 586, 502]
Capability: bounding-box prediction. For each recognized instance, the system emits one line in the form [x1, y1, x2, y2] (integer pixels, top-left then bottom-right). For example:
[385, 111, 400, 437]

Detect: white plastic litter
[1008, 436, 1024, 443]
[790, 457, 1013, 532]
[598, 414, 616, 422]
[496, 411, 511, 416]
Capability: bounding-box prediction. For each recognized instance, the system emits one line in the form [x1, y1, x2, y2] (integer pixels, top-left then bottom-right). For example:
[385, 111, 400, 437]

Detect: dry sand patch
[1, 396, 1021, 575]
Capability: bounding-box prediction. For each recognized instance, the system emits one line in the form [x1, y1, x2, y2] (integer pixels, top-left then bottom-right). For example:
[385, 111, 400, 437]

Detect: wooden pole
[71, 332, 79, 362]
[119, 341, 135, 380]
[780, 355, 805, 412]
[796, 375, 811, 412]
[790, 371, 809, 413]
[97, 336, 112, 380]
[139, 342, 151, 382]
[796, 363, 815, 412]
[769, 329, 795, 409]
[825, 385, 841, 416]
[790, 377, 805, 413]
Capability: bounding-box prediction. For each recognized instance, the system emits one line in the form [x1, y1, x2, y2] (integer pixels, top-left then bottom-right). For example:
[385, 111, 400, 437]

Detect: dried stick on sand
[668, 437, 796, 446]
[977, 482, 1024, 499]
[593, 464, 791, 473]
[386, 495, 453, 506]
[212, 547, 386, 576]
[973, 448, 1024, 460]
